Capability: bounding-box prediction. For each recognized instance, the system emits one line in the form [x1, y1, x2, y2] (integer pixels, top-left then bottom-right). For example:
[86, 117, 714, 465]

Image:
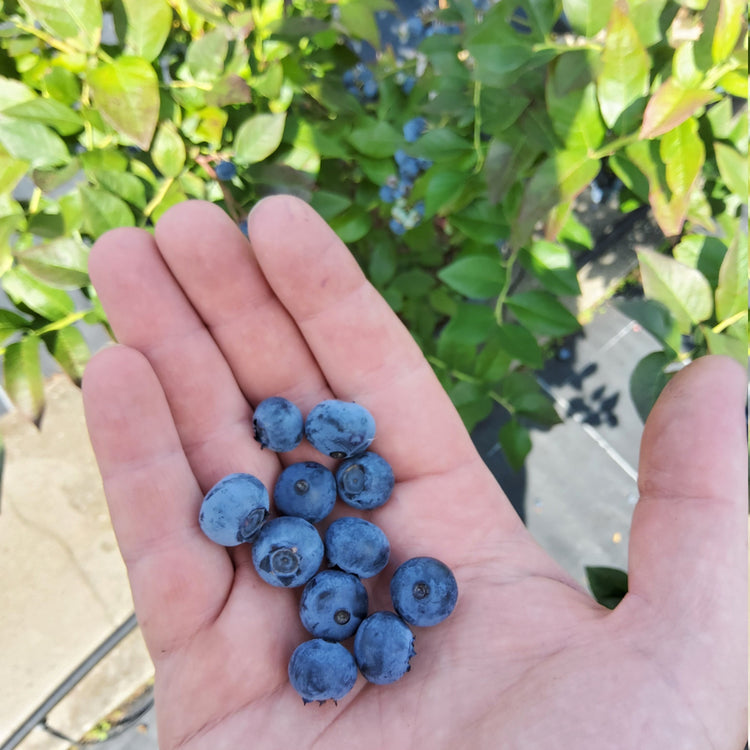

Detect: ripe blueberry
[304, 400, 376, 459]
[300, 570, 368, 641]
[288, 639, 358, 704]
[325, 517, 390, 578]
[403, 117, 427, 143]
[390, 557, 458, 626]
[251, 517, 324, 588]
[253, 396, 304, 452]
[273, 462, 337, 524]
[353, 611, 416, 685]
[336, 452, 394, 510]
[199, 473, 269, 546]
[215, 160, 237, 181]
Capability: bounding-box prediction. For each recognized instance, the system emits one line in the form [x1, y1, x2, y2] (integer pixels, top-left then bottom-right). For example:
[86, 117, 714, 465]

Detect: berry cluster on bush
[198, 396, 458, 704]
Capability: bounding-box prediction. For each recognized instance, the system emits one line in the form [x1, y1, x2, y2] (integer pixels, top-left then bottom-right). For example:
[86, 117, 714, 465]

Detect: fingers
[625, 356, 747, 707]
[88, 225, 278, 492]
[246, 195, 480, 480]
[152, 201, 330, 413]
[82, 345, 233, 655]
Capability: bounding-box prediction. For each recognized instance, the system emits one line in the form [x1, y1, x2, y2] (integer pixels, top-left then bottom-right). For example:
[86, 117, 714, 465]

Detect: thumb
[625, 355, 747, 734]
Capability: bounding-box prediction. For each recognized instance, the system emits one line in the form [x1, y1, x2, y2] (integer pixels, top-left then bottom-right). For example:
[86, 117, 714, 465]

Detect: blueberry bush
[0, 0, 745, 470]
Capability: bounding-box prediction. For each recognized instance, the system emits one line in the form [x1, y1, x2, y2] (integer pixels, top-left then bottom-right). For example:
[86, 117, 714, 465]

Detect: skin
[82, 196, 747, 750]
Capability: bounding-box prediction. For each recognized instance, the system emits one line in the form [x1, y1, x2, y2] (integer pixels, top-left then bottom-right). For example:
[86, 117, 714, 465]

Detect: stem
[33, 311, 88, 337]
[81, 82, 94, 151]
[143, 177, 175, 219]
[13, 21, 81, 56]
[713, 310, 747, 334]
[494, 246, 521, 324]
[590, 131, 641, 160]
[472, 79, 484, 173]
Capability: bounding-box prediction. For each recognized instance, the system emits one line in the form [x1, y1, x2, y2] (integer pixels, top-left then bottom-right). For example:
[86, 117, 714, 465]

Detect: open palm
[82, 197, 746, 750]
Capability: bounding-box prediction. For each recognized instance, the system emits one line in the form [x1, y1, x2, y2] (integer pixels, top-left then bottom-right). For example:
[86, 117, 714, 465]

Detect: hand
[82, 197, 747, 750]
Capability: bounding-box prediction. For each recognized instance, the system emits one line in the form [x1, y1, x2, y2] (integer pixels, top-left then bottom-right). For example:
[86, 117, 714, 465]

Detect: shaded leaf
[0, 309, 32, 344]
[505, 290, 581, 337]
[563, 0, 614, 35]
[521, 240, 580, 296]
[80, 186, 135, 237]
[438, 255, 506, 299]
[450, 200, 509, 245]
[17, 238, 89, 289]
[4, 336, 44, 425]
[615, 298, 681, 353]
[2, 267, 74, 320]
[703, 325, 746, 365]
[329, 205, 372, 243]
[88, 57, 160, 149]
[494, 324, 544, 368]
[498, 417, 532, 470]
[187, 28, 228, 82]
[629, 350, 672, 422]
[42, 326, 90, 385]
[714, 142, 748, 201]
[347, 120, 402, 160]
[585, 566, 628, 609]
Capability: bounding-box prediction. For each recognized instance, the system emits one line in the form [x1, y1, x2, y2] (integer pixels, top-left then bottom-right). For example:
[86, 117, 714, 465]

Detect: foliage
[0, 0, 745, 465]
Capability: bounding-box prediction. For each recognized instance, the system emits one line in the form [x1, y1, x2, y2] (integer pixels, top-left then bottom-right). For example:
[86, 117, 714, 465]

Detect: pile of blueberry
[198, 397, 458, 704]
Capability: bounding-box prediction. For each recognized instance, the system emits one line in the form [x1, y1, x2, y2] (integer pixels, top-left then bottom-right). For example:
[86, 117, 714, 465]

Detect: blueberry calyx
[330, 450, 346, 459]
[334, 609, 351, 625]
[412, 582, 429, 600]
[294, 479, 310, 494]
[238, 507, 269, 543]
[339, 463, 365, 494]
[271, 547, 300, 575]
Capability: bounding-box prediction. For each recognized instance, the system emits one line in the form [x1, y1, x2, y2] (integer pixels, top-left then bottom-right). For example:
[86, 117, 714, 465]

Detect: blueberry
[390, 556, 458, 626]
[394, 148, 410, 168]
[403, 117, 427, 143]
[288, 639, 358, 704]
[398, 156, 421, 181]
[251, 517, 324, 588]
[379, 184, 396, 203]
[300, 570, 368, 641]
[362, 79, 379, 99]
[199, 473, 269, 546]
[253, 396, 304, 452]
[325, 517, 390, 578]
[406, 16, 424, 38]
[239, 219, 249, 237]
[273, 461, 336, 524]
[304, 400, 376, 459]
[389, 218, 406, 235]
[353, 611, 416, 685]
[401, 76, 416, 95]
[215, 160, 237, 181]
[336, 452, 394, 510]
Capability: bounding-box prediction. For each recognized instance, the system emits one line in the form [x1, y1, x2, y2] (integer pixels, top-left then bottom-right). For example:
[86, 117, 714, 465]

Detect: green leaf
[715, 234, 747, 321]
[512, 149, 599, 249]
[627, 0, 669, 47]
[563, 0, 613, 35]
[712, 0, 745, 62]
[42, 326, 90, 385]
[585, 566, 628, 609]
[498, 417, 532, 470]
[390, 269, 435, 297]
[80, 185, 135, 237]
[438, 255, 506, 299]
[672, 234, 727, 288]
[484, 137, 538, 206]
[0, 309, 32, 344]
[615, 298, 681, 353]
[466, 7, 534, 82]
[329, 206, 372, 243]
[505, 290, 581, 337]
[440, 303, 496, 346]
[0, 153, 30, 194]
[186, 28, 228, 82]
[88, 57, 160, 149]
[0, 78, 37, 110]
[521, 240, 580, 296]
[494, 323, 544, 368]
[424, 170, 469, 217]
[410, 128, 474, 162]
[4, 336, 45, 425]
[234, 112, 287, 165]
[89, 168, 147, 209]
[596, 2, 650, 129]
[450, 381, 493, 433]
[152, 121, 186, 178]
[19, 0, 102, 53]
[368, 241, 397, 286]
[310, 190, 352, 221]
[502, 371, 561, 425]
[660, 117, 704, 203]
[17, 238, 89, 289]
[640, 79, 717, 139]
[2, 267, 75, 320]
[0, 120, 68, 168]
[119, 0, 173, 61]
[450, 200, 509, 245]
[714, 142, 748, 201]
[546, 79, 605, 153]
[629, 350, 672, 422]
[337, 0, 393, 45]
[4, 96, 83, 136]
[347, 120, 402, 159]
[637, 248, 713, 334]
[703, 325, 746, 365]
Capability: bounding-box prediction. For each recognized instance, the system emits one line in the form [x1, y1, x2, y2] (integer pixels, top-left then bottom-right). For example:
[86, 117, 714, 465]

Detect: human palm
[82, 197, 747, 750]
